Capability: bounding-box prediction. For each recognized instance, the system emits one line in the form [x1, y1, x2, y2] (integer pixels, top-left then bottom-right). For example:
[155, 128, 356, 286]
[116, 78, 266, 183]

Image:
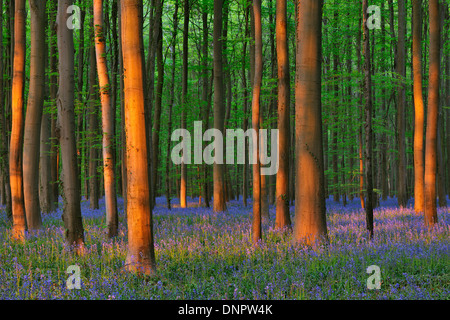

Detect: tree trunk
[260, 111, 268, 222]
[363, 0, 374, 239]
[275, 0, 291, 230]
[0, 0, 4, 207]
[332, 10, 339, 204]
[94, 0, 119, 238]
[118, 0, 127, 216]
[166, 0, 179, 210]
[380, 2, 388, 201]
[436, 4, 447, 208]
[180, 0, 189, 208]
[75, 9, 85, 197]
[251, 0, 262, 244]
[39, 1, 54, 213]
[57, 0, 85, 250]
[23, 0, 47, 231]
[201, 3, 210, 208]
[396, 0, 408, 208]
[213, 0, 226, 213]
[357, 9, 365, 210]
[293, 0, 327, 245]
[424, 0, 440, 225]
[0, 0, 12, 216]
[10, 0, 27, 241]
[151, 4, 164, 206]
[121, 0, 156, 274]
[446, 6, 450, 198]
[49, 0, 59, 209]
[412, 0, 425, 213]
[242, 3, 250, 208]
[88, 19, 100, 210]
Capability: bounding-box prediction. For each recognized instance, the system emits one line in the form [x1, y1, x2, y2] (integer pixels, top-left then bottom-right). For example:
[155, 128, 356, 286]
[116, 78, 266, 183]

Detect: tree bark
[424, 0, 440, 226]
[94, 0, 119, 238]
[201, 2, 210, 208]
[39, 4, 55, 214]
[57, 0, 85, 250]
[49, 0, 59, 210]
[412, 0, 425, 213]
[355, 9, 365, 210]
[293, 0, 327, 245]
[23, 0, 47, 231]
[180, 0, 189, 208]
[332, 9, 339, 203]
[251, 0, 262, 244]
[10, 0, 27, 241]
[275, 0, 291, 230]
[88, 18, 100, 210]
[363, 0, 374, 239]
[118, 0, 127, 216]
[242, 3, 250, 208]
[151, 7, 164, 205]
[121, 0, 156, 274]
[166, 0, 179, 210]
[213, 0, 227, 213]
[396, 0, 408, 208]
[0, 0, 12, 215]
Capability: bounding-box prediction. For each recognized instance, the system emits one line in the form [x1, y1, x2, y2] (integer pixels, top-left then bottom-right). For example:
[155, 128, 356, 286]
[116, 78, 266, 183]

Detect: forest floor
[0, 195, 449, 299]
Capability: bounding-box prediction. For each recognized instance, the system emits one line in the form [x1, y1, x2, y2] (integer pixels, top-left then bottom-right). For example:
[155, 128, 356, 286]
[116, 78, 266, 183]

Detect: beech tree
[275, 0, 291, 230]
[57, 0, 85, 250]
[87, 35, 100, 210]
[23, 0, 46, 231]
[251, 0, 262, 244]
[362, 0, 374, 238]
[213, 0, 226, 213]
[412, 0, 425, 214]
[293, 0, 327, 245]
[121, 0, 156, 274]
[10, 0, 27, 240]
[396, 0, 408, 208]
[180, 0, 189, 208]
[424, 0, 440, 226]
[94, 0, 118, 238]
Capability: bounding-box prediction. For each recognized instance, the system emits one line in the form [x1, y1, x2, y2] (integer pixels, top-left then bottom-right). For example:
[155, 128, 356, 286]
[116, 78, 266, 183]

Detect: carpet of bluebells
[0, 195, 449, 300]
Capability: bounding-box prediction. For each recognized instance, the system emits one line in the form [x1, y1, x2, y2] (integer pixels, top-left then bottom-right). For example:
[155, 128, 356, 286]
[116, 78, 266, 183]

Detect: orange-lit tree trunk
[23, 0, 46, 231]
[424, 0, 440, 226]
[10, 0, 27, 240]
[293, 0, 327, 245]
[412, 0, 425, 213]
[213, 0, 226, 213]
[57, 0, 85, 250]
[94, 0, 118, 238]
[251, 0, 262, 244]
[121, 0, 156, 274]
[275, 0, 291, 230]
